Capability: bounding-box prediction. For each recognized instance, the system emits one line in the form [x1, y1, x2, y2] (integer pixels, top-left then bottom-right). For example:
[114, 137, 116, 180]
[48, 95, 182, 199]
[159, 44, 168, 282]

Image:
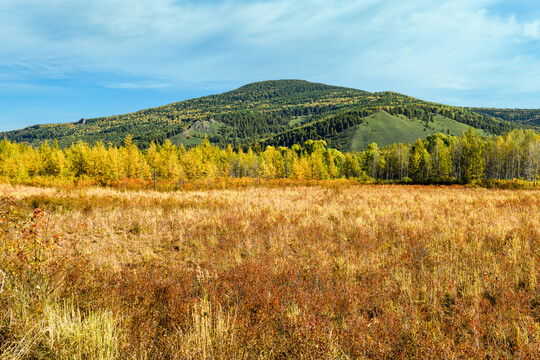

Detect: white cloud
[0, 0, 540, 106]
[523, 21, 540, 39]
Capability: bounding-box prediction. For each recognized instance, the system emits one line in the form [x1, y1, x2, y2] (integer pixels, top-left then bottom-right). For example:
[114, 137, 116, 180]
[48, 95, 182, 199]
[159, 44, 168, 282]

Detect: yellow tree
[91, 142, 119, 183]
[41, 141, 65, 177]
[145, 142, 162, 181]
[462, 128, 485, 182]
[259, 158, 276, 179]
[262, 146, 284, 178]
[342, 153, 361, 179]
[324, 148, 343, 179]
[120, 135, 143, 179]
[426, 134, 451, 179]
[310, 150, 328, 180]
[159, 140, 181, 179]
[181, 147, 204, 180]
[67, 141, 92, 178]
[409, 139, 431, 181]
[292, 156, 311, 179]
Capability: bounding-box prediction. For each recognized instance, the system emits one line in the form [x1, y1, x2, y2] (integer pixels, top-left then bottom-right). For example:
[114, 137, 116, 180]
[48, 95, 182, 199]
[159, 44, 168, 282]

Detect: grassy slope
[288, 116, 309, 127]
[169, 120, 227, 147]
[344, 112, 488, 151]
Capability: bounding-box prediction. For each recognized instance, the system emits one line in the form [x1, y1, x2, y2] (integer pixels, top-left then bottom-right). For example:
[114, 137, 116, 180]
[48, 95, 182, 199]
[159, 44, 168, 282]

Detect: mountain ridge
[1, 80, 533, 150]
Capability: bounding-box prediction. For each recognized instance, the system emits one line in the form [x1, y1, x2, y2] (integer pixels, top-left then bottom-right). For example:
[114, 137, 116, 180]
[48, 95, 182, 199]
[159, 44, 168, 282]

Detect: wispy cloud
[104, 82, 174, 90]
[1, 0, 540, 129]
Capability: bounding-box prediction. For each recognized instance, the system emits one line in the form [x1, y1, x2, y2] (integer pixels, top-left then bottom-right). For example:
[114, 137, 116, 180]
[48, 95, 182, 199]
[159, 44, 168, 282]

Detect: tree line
[0, 128, 539, 185]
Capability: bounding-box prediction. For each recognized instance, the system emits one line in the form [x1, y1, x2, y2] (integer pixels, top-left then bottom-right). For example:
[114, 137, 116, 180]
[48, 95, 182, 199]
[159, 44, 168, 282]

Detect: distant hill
[468, 108, 540, 127]
[1, 80, 528, 151]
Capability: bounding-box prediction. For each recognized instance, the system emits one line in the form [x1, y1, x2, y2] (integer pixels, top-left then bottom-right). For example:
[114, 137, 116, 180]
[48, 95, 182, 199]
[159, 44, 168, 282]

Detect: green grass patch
[169, 120, 226, 147]
[344, 111, 490, 151]
[288, 116, 309, 127]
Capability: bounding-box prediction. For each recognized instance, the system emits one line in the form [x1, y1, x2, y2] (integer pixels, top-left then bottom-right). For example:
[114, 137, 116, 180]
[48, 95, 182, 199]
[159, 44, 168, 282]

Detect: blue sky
[1, 0, 540, 131]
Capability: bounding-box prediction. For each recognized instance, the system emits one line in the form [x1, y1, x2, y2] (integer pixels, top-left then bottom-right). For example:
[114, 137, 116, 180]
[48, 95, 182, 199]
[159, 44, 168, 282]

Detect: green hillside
[343, 112, 488, 152]
[259, 91, 515, 150]
[0, 80, 525, 151]
[168, 119, 228, 147]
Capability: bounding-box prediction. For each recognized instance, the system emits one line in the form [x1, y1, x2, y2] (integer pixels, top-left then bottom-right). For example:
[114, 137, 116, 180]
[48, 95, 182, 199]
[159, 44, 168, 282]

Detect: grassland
[344, 112, 489, 152]
[169, 120, 227, 147]
[288, 116, 309, 127]
[0, 183, 539, 359]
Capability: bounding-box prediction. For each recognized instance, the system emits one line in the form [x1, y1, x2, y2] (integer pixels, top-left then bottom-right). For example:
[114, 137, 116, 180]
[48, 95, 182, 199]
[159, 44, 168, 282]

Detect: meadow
[343, 112, 487, 152]
[0, 182, 539, 359]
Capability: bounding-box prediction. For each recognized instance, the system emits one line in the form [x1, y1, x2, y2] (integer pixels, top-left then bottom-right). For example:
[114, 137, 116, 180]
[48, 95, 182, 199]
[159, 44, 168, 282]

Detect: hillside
[1, 80, 524, 150]
[343, 111, 488, 152]
[469, 108, 540, 127]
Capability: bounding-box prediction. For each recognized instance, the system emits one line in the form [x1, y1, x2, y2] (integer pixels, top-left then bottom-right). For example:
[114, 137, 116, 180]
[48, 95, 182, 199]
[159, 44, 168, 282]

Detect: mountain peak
[230, 79, 365, 95]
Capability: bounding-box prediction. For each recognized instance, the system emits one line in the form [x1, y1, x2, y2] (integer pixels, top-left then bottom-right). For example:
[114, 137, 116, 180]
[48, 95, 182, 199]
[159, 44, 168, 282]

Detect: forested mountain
[1, 80, 532, 150]
[469, 108, 540, 127]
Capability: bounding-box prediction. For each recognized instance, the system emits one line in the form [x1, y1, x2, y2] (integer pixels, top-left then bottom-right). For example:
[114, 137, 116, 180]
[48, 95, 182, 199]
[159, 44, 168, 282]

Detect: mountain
[0, 80, 529, 150]
[468, 108, 540, 127]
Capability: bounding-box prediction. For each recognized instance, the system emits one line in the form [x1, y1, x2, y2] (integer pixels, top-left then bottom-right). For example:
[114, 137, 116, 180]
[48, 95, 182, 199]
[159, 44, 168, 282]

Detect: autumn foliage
[1, 128, 540, 188]
[0, 183, 538, 358]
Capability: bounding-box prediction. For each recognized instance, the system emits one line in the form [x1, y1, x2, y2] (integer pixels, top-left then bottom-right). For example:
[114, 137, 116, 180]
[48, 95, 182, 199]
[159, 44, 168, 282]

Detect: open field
[1, 183, 539, 359]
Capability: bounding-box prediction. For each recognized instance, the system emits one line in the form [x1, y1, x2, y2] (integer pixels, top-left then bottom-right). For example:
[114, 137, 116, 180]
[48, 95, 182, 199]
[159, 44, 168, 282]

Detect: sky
[1, 0, 540, 131]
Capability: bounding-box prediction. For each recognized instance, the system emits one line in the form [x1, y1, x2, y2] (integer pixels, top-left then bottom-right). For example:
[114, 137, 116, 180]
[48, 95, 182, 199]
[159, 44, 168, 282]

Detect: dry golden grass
[1, 183, 539, 358]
